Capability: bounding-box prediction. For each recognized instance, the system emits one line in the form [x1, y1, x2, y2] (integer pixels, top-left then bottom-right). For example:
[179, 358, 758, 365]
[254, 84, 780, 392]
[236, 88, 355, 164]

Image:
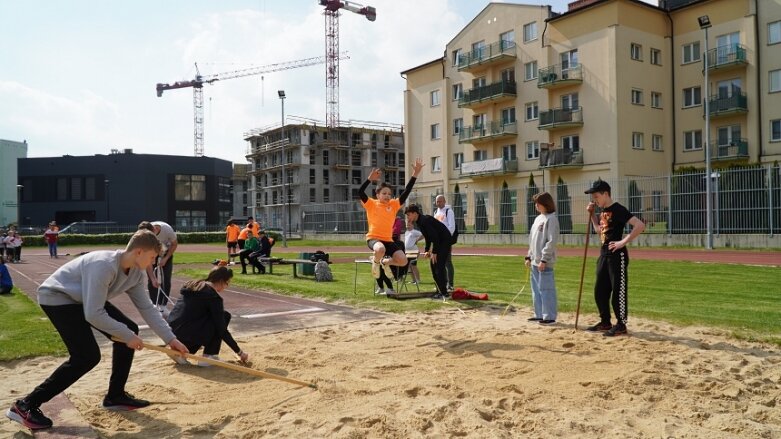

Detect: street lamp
[104, 179, 110, 221]
[278, 89, 291, 243]
[699, 15, 713, 250]
[16, 185, 23, 225]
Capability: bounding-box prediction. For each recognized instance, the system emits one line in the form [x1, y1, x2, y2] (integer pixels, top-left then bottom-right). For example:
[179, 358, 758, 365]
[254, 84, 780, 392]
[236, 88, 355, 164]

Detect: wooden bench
[258, 257, 317, 278]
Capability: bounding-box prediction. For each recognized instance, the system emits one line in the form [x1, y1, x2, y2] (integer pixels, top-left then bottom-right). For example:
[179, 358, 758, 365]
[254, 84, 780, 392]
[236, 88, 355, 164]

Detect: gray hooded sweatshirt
[527, 213, 560, 267]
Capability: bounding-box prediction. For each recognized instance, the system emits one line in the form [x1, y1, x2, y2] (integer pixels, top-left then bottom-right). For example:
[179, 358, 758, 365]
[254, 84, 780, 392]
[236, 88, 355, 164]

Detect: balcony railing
[712, 139, 748, 160]
[457, 40, 516, 71]
[458, 80, 517, 108]
[459, 158, 518, 177]
[458, 121, 518, 144]
[707, 92, 748, 118]
[537, 64, 583, 89]
[706, 44, 748, 71]
[538, 106, 583, 130]
[539, 147, 583, 168]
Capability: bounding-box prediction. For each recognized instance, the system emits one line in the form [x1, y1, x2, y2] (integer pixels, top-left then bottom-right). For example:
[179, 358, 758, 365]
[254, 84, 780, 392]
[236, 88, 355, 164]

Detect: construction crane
[156, 54, 348, 157]
[320, 0, 376, 129]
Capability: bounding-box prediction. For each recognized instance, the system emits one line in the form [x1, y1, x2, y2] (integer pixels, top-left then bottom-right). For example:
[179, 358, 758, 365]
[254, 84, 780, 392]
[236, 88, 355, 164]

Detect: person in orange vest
[248, 216, 260, 237]
[237, 224, 251, 253]
[225, 221, 241, 263]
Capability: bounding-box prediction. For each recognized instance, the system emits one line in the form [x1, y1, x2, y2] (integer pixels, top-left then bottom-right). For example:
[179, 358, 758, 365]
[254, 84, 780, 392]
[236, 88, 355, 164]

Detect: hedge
[16, 232, 283, 247]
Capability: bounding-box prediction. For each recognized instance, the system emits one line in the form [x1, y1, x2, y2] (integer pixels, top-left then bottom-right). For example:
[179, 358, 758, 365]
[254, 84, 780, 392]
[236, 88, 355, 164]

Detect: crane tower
[319, 0, 376, 129]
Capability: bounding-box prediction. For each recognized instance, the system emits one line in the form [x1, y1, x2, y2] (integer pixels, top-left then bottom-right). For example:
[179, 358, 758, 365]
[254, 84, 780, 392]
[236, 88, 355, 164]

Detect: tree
[452, 184, 466, 233]
[527, 174, 539, 233]
[475, 194, 488, 234]
[628, 180, 643, 221]
[500, 181, 514, 233]
[556, 176, 573, 233]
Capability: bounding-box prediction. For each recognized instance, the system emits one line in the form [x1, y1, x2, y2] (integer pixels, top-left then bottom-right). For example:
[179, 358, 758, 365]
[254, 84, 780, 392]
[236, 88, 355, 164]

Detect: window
[309, 151, 315, 165]
[632, 132, 644, 149]
[453, 153, 464, 169]
[175, 210, 206, 228]
[473, 76, 486, 88]
[771, 120, 781, 141]
[430, 90, 440, 107]
[525, 141, 540, 160]
[218, 177, 230, 203]
[561, 93, 579, 110]
[322, 169, 329, 184]
[474, 150, 487, 161]
[561, 135, 580, 152]
[770, 21, 781, 45]
[323, 188, 330, 202]
[717, 124, 741, 146]
[322, 150, 329, 165]
[309, 169, 316, 184]
[683, 86, 702, 107]
[309, 188, 316, 202]
[500, 30, 515, 47]
[452, 48, 462, 66]
[524, 61, 537, 81]
[684, 130, 702, 150]
[430, 123, 441, 140]
[175, 174, 206, 201]
[523, 22, 537, 42]
[472, 40, 486, 60]
[453, 118, 463, 135]
[651, 92, 662, 108]
[682, 41, 700, 64]
[771, 69, 781, 93]
[502, 144, 517, 161]
[501, 68, 515, 84]
[631, 88, 643, 105]
[652, 134, 663, 151]
[631, 43, 642, 61]
[501, 107, 516, 124]
[473, 113, 486, 129]
[70, 178, 82, 201]
[431, 156, 442, 172]
[650, 48, 662, 65]
[452, 83, 463, 100]
[561, 49, 579, 70]
[525, 102, 538, 121]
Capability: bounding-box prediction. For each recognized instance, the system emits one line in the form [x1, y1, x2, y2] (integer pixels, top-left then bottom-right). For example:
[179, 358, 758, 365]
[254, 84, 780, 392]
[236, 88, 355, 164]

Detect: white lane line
[241, 307, 324, 319]
[222, 288, 324, 308]
[7, 265, 42, 288]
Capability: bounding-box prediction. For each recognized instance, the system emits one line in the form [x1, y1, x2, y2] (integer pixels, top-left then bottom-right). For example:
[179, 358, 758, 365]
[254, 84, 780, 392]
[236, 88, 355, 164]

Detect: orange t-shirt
[250, 221, 260, 237]
[238, 227, 251, 240]
[225, 224, 240, 242]
[362, 198, 401, 242]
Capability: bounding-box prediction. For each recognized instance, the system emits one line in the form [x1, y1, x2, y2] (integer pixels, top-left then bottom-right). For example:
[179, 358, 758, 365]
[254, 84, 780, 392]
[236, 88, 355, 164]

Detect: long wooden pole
[574, 220, 591, 330]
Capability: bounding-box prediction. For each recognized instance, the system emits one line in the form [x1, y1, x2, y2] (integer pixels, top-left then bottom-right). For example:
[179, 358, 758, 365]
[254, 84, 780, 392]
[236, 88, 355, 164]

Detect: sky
[1, 0, 654, 164]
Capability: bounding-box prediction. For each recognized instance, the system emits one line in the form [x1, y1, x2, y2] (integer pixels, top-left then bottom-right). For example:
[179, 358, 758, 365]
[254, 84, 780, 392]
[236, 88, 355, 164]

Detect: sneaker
[527, 317, 543, 322]
[585, 322, 612, 332]
[431, 293, 446, 300]
[370, 258, 380, 279]
[603, 324, 627, 337]
[167, 353, 189, 365]
[447, 285, 455, 293]
[102, 392, 150, 411]
[381, 258, 394, 279]
[197, 354, 220, 367]
[6, 400, 53, 430]
[384, 288, 396, 295]
[408, 280, 419, 285]
[539, 320, 557, 326]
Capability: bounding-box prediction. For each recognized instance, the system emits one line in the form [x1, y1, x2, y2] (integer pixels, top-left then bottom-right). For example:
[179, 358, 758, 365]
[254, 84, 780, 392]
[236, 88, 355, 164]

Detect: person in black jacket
[165, 266, 249, 366]
[403, 204, 452, 299]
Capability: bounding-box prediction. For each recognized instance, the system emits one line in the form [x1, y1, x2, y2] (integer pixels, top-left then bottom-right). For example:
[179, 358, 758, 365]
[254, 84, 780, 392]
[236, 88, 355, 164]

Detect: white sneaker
[381, 258, 394, 278]
[197, 354, 220, 367]
[168, 353, 189, 365]
[384, 288, 396, 295]
[374, 286, 385, 295]
[370, 258, 380, 279]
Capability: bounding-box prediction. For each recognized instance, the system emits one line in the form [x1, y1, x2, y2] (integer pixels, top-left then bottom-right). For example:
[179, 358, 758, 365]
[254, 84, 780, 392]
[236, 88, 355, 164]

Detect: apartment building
[244, 120, 404, 233]
[403, 0, 781, 207]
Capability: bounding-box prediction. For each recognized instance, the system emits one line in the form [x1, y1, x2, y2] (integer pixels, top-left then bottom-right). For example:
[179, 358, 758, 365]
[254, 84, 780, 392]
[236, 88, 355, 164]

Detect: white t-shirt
[152, 221, 177, 254]
[403, 229, 423, 252]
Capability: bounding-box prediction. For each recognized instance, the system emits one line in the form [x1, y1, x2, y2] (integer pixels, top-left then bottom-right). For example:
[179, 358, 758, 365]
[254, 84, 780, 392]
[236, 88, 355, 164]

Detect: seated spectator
[0, 255, 13, 294]
[248, 230, 273, 274]
[238, 231, 259, 275]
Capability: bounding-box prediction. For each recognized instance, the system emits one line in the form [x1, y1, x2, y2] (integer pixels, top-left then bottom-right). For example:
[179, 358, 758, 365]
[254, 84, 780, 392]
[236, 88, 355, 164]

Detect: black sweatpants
[26, 302, 139, 407]
[148, 256, 173, 306]
[430, 246, 451, 295]
[594, 250, 629, 325]
[181, 312, 233, 356]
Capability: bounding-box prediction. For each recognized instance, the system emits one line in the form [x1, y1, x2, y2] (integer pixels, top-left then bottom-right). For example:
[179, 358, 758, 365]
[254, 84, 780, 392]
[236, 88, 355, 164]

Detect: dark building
[18, 149, 233, 229]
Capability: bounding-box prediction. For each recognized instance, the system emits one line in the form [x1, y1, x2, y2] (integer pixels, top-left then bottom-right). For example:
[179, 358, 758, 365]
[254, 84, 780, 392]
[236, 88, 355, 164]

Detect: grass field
[0, 289, 67, 361]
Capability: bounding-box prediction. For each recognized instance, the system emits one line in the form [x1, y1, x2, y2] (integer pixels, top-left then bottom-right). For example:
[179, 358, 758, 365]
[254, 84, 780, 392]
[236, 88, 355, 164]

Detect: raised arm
[399, 158, 424, 205]
[359, 168, 382, 203]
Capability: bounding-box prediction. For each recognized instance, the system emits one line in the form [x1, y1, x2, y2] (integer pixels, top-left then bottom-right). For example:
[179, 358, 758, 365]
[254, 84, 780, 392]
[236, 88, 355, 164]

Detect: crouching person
[6, 230, 189, 430]
[166, 266, 249, 366]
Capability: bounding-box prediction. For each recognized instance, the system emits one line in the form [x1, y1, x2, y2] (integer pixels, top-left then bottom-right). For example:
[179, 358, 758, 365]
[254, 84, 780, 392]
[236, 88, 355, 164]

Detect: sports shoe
[167, 353, 189, 365]
[431, 293, 446, 300]
[370, 258, 380, 279]
[384, 288, 396, 295]
[539, 320, 557, 326]
[447, 285, 455, 293]
[197, 354, 220, 367]
[527, 317, 543, 322]
[603, 324, 628, 337]
[585, 322, 612, 332]
[6, 400, 53, 430]
[102, 392, 150, 411]
[381, 258, 394, 279]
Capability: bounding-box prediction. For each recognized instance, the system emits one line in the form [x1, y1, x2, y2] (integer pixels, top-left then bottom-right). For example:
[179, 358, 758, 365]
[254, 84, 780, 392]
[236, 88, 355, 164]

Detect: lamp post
[278, 89, 291, 244]
[16, 185, 23, 225]
[104, 179, 110, 221]
[699, 15, 713, 250]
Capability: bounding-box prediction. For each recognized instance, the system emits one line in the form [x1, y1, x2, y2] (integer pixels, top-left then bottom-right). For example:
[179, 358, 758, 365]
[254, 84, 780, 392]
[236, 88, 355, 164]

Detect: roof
[447, 3, 552, 48]
[400, 57, 444, 76]
[546, 0, 664, 23]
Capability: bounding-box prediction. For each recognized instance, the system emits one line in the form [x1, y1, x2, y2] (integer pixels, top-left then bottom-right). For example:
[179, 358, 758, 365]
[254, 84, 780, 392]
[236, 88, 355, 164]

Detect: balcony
[537, 64, 583, 89]
[539, 146, 583, 169]
[457, 40, 516, 72]
[538, 106, 583, 130]
[458, 81, 517, 109]
[712, 139, 748, 161]
[458, 121, 518, 144]
[460, 158, 518, 177]
[706, 44, 748, 72]
[707, 92, 747, 118]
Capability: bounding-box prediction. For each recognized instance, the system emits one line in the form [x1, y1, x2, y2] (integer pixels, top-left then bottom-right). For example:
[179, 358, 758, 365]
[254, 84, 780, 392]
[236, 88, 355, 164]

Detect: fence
[301, 165, 781, 236]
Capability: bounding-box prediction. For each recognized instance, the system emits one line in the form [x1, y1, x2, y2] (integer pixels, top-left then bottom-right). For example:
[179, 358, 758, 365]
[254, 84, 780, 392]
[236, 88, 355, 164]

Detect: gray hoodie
[38, 250, 176, 344]
[527, 213, 560, 267]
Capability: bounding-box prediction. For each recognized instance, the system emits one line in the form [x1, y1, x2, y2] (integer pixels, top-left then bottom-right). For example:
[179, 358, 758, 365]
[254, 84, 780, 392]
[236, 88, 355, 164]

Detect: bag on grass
[451, 287, 487, 301]
[310, 250, 330, 263]
[314, 260, 333, 282]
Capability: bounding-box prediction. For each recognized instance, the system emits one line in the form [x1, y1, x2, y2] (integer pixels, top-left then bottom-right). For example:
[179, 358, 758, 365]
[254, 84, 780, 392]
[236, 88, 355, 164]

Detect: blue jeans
[530, 265, 557, 321]
[48, 242, 58, 257]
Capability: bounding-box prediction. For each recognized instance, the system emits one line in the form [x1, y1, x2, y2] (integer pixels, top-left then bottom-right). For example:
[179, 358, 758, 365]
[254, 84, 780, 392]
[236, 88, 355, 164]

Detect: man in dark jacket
[403, 204, 452, 299]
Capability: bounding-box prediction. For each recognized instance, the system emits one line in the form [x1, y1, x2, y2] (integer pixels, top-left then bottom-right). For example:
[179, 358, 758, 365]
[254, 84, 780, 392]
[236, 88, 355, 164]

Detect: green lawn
[0, 289, 67, 361]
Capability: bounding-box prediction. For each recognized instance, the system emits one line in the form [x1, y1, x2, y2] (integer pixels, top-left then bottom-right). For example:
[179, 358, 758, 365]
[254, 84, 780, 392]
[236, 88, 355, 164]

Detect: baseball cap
[584, 179, 611, 194]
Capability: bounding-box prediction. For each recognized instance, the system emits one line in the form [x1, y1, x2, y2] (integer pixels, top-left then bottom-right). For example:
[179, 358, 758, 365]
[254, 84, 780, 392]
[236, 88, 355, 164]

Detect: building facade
[0, 139, 28, 227]
[403, 0, 780, 218]
[232, 163, 250, 221]
[18, 150, 233, 228]
[244, 119, 405, 233]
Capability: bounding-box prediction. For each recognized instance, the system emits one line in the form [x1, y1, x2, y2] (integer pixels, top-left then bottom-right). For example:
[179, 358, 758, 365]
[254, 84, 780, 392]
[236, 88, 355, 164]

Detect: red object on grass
[451, 288, 488, 300]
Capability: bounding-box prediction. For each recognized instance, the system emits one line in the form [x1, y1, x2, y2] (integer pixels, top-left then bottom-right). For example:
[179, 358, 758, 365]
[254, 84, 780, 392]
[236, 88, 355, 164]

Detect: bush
[17, 231, 233, 247]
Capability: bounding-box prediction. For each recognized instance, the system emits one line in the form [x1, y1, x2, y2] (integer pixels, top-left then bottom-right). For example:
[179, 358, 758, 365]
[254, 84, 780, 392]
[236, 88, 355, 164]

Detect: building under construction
[244, 117, 404, 234]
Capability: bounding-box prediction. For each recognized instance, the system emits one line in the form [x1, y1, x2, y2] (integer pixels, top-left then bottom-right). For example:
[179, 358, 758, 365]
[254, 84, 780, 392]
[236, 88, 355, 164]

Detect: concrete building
[402, 0, 780, 209]
[244, 118, 404, 233]
[18, 149, 232, 228]
[0, 138, 28, 227]
[231, 163, 250, 220]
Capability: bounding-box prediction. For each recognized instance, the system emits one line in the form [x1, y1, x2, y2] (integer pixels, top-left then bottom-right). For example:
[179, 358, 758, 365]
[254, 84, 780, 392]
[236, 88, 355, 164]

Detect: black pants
[26, 303, 139, 407]
[594, 250, 629, 325]
[239, 249, 255, 273]
[148, 256, 173, 306]
[430, 246, 451, 295]
[180, 312, 232, 356]
[445, 253, 454, 288]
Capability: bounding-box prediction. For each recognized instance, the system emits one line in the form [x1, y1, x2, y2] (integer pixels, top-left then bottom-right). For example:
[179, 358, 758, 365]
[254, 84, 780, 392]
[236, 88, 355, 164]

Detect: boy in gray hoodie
[525, 192, 560, 325]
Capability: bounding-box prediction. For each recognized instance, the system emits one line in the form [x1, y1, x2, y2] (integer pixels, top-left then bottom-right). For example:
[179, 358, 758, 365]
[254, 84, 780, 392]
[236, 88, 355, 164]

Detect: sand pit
[2, 307, 780, 438]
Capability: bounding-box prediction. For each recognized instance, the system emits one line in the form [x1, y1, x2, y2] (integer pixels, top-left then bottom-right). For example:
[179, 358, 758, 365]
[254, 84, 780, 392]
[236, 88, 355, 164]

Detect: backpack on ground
[314, 260, 333, 282]
[310, 250, 330, 263]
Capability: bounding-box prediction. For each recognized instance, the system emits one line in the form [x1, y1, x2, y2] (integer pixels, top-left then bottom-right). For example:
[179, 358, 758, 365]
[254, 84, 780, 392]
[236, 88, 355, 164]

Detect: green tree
[500, 181, 514, 233]
[527, 174, 539, 232]
[475, 194, 488, 234]
[556, 176, 573, 233]
[452, 184, 466, 233]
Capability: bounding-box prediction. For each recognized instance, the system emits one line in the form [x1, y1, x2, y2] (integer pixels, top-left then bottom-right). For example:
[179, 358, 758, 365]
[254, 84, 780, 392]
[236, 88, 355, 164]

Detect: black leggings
[26, 302, 139, 407]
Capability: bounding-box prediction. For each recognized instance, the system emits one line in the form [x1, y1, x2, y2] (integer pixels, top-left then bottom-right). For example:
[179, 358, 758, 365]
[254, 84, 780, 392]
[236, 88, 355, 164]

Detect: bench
[257, 257, 317, 278]
[353, 252, 420, 295]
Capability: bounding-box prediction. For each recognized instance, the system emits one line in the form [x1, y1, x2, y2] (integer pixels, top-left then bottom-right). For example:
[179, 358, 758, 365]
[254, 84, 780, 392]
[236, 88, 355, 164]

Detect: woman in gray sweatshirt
[524, 192, 560, 325]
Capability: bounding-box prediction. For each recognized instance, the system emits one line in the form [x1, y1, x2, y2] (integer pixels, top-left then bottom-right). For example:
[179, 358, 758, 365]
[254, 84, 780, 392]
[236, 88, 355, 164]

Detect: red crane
[319, 0, 376, 128]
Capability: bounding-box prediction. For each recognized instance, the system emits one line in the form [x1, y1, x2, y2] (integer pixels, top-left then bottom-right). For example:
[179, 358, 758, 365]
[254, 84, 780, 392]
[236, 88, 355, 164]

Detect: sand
[2, 307, 780, 438]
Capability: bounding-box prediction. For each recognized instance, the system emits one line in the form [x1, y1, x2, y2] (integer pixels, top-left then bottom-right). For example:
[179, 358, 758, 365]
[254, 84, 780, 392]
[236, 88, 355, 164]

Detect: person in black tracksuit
[166, 266, 249, 363]
[403, 204, 452, 299]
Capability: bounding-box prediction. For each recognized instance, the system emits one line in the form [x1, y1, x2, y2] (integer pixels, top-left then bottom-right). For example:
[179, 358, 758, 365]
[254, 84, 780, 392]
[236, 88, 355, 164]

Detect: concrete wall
[0, 139, 28, 226]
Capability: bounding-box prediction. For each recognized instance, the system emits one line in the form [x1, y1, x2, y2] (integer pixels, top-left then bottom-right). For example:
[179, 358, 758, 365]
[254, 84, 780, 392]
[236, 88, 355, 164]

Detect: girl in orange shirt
[225, 222, 241, 262]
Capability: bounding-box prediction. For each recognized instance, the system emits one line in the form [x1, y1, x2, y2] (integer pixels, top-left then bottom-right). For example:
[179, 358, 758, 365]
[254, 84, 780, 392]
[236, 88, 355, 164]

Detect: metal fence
[301, 165, 781, 236]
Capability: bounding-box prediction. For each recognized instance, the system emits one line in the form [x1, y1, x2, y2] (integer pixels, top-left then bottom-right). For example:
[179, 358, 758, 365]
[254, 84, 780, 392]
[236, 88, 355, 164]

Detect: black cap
[584, 179, 611, 194]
